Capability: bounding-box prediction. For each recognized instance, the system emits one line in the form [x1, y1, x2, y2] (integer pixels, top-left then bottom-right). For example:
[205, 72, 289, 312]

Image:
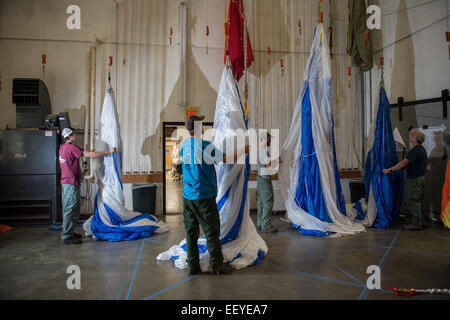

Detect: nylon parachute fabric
[83, 87, 169, 241]
[278, 23, 365, 237]
[157, 66, 268, 271]
[348, 86, 404, 228]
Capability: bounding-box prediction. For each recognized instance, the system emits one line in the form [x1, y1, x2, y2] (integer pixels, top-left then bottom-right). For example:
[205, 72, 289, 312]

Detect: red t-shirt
[59, 143, 84, 185]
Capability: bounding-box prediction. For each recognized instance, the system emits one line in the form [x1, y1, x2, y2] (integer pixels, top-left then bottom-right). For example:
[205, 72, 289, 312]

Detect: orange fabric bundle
[0, 224, 14, 235]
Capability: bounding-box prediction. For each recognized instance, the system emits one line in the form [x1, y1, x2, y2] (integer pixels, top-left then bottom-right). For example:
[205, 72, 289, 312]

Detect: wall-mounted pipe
[83, 39, 98, 180]
[83, 47, 92, 178]
[90, 42, 97, 152]
[84, 47, 91, 152]
[178, 1, 187, 107]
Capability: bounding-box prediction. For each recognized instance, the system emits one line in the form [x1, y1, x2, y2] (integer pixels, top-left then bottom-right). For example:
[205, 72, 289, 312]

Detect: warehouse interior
[0, 0, 449, 302]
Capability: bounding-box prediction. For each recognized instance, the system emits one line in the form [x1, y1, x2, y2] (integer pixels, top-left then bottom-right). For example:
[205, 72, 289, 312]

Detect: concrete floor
[1, 212, 449, 300]
[166, 174, 183, 215]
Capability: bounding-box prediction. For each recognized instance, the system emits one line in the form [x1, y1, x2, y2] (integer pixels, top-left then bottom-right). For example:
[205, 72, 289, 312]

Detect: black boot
[210, 264, 233, 275]
[188, 265, 202, 275]
[61, 236, 82, 244]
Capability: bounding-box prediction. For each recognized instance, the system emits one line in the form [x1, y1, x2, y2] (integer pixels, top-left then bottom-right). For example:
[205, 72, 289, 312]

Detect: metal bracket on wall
[390, 89, 450, 122]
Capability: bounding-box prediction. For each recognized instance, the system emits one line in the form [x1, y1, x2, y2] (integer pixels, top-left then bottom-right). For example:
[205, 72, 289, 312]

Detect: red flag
[225, 0, 253, 82]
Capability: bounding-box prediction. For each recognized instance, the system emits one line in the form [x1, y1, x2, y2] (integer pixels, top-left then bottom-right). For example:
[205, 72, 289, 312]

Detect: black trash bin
[132, 183, 157, 215]
[349, 178, 366, 203]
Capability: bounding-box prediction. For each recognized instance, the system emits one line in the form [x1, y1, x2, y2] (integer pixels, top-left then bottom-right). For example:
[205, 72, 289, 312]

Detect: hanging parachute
[157, 65, 267, 271]
[278, 23, 365, 237]
[348, 87, 404, 228]
[83, 87, 169, 241]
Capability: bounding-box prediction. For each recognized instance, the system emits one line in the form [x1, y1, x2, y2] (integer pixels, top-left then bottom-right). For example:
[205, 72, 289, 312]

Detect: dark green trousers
[257, 176, 274, 230]
[183, 197, 223, 269]
[61, 184, 81, 240]
[406, 176, 426, 228]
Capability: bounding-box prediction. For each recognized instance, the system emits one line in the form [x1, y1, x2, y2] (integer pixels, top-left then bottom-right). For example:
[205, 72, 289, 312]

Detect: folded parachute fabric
[441, 161, 450, 229]
[278, 23, 365, 238]
[157, 65, 268, 271]
[83, 87, 169, 241]
[348, 87, 404, 228]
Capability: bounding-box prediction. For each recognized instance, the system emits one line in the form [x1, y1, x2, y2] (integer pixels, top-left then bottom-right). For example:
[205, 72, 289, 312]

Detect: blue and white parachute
[157, 65, 267, 271]
[83, 87, 169, 241]
[279, 24, 365, 237]
[348, 87, 404, 228]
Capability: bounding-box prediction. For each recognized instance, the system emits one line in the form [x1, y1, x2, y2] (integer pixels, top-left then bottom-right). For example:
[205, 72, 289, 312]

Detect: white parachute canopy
[83, 87, 169, 241]
[157, 65, 267, 271]
[278, 23, 365, 237]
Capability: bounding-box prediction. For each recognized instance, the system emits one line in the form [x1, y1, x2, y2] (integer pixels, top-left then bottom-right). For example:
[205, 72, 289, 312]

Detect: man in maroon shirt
[59, 127, 116, 244]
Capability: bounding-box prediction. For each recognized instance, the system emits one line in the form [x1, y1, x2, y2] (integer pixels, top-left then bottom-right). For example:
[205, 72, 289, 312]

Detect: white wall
[0, 0, 116, 130]
[367, 0, 449, 126]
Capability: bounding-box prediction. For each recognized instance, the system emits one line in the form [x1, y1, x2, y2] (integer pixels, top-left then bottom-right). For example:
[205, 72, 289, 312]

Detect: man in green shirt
[383, 131, 427, 230]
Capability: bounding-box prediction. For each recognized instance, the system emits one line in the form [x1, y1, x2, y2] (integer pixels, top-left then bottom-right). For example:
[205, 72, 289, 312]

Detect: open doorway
[162, 122, 214, 215]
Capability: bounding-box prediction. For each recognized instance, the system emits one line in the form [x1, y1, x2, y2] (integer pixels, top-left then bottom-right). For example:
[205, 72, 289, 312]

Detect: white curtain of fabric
[241, 0, 363, 170]
[104, 0, 362, 173]
[109, 0, 168, 174]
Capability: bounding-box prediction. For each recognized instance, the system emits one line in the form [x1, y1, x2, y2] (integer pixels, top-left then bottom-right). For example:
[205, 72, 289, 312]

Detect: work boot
[261, 226, 278, 233]
[73, 233, 83, 239]
[188, 265, 202, 276]
[61, 236, 82, 245]
[402, 224, 422, 231]
[210, 263, 233, 275]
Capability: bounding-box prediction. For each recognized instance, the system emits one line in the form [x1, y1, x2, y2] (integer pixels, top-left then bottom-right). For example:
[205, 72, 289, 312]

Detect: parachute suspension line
[318, 0, 323, 23]
[262, 4, 266, 130]
[243, 0, 247, 83]
[224, 0, 230, 65]
[278, 0, 284, 145]
[127, 0, 137, 171]
[279, 1, 284, 77]
[225, 0, 227, 22]
[364, 0, 370, 50]
[206, 0, 209, 55]
[347, 0, 351, 88]
[135, 0, 143, 172]
[345, 0, 352, 167]
[268, 0, 275, 127]
[446, 0, 450, 60]
[108, 0, 115, 91]
[298, 19, 302, 36]
[107, 56, 113, 90]
[120, 0, 128, 142]
[447, 0, 449, 32]
[114, 0, 119, 90]
[243, 0, 249, 122]
[329, 0, 334, 59]
[42, 1, 47, 77]
[318, 0, 324, 46]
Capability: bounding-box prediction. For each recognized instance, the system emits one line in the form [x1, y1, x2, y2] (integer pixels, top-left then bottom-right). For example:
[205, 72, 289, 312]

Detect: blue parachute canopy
[351, 87, 404, 228]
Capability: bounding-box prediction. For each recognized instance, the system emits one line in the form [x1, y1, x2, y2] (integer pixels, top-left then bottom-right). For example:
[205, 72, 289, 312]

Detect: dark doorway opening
[162, 121, 213, 216]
